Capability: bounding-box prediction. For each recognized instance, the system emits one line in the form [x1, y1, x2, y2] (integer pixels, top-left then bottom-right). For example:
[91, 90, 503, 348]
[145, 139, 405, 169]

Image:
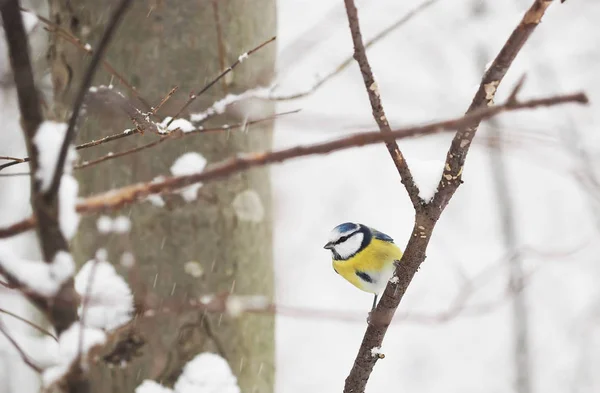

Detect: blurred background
[0, 0, 599, 393]
[273, 1, 600, 392]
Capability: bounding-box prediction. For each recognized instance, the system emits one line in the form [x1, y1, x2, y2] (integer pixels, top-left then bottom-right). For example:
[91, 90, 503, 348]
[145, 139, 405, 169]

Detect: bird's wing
[369, 227, 394, 243]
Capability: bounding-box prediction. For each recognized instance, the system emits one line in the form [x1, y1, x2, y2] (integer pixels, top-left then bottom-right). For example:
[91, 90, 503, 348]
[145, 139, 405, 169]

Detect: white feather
[328, 223, 359, 243]
[333, 232, 363, 259]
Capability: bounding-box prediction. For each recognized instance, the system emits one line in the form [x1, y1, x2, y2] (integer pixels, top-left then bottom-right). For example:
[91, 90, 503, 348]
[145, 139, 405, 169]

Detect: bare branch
[343, 2, 561, 392]
[167, 36, 277, 125]
[0, 1, 42, 139]
[47, 0, 133, 197]
[343, 0, 423, 210]
[0, 109, 299, 173]
[0, 90, 585, 238]
[273, 0, 439, 101]
[74, 110, 298, 171]
[431, 0, 554, 211]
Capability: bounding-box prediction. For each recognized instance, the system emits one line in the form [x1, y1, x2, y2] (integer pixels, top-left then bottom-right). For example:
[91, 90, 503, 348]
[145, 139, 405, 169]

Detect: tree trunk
[46, 1, 276, 392]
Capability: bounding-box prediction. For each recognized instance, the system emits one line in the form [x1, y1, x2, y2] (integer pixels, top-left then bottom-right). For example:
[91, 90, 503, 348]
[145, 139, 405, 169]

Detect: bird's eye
[338, 235, 349, 243]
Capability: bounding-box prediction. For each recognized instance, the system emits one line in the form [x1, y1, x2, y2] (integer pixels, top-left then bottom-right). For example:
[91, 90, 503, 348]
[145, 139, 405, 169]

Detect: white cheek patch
[334, 233, 364, 259]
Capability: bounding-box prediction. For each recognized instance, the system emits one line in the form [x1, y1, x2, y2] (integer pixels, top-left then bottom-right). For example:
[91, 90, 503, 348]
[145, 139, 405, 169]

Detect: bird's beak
[323, 242, 334, 250]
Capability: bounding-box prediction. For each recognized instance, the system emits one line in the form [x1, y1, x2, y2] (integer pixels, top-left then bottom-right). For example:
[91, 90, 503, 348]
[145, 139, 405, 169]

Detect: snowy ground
[272, 1, 600, 392]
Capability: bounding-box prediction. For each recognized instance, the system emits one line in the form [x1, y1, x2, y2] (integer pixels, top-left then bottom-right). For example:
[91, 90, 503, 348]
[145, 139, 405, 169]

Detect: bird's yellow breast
[332, 239, 403, 293]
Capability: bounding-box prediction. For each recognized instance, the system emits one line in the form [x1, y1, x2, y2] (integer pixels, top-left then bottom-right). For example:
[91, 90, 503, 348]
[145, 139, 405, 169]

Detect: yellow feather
[332, 238, 403, 293]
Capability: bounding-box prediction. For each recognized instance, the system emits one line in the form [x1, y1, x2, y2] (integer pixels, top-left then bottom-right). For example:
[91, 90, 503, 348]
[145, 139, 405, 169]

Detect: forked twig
[343, 0, 422, 209]
[167, 36, 276, 125]
[342, 1, 563, 392]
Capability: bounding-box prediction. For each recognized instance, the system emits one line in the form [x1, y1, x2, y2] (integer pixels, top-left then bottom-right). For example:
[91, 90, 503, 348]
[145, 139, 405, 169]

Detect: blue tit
[324, 222, 403, 310]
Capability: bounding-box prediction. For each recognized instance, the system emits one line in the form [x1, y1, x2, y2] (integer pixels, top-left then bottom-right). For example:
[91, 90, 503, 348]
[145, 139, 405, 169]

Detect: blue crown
[334, 222, 359, 234]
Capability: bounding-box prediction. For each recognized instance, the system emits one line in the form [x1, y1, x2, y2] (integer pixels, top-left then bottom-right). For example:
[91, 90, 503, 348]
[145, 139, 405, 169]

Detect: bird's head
[324, 222, 370, 260]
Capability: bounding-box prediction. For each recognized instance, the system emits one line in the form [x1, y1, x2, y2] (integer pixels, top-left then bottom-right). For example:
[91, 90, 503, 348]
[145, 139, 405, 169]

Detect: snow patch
[33, 121, 74, 192]
[136, 380, 174, 393]
[59, 175, 80, 240]
[232, 189, 265, 223]
[409, 159, 445, 202]
[74, 260, 134, 331]
[189, 87, 271, 122]
[135, 353, 240, 393]
[174, 353, 240, 393]
[0, 246, 74, 297]
[42, 322, 106, 387]
[170, 152, 207, 202]
[160, 117, 196, 133]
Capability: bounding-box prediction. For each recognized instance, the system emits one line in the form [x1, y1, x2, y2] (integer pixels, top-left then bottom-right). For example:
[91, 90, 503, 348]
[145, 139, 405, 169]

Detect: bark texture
[46, 1, 276, 392]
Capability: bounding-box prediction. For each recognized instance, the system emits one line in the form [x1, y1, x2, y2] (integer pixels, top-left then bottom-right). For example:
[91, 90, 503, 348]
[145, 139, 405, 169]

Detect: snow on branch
[42, 322, 107, 387]
[167, 36, 276, 125]
[0, 90, 587, 238]
[0, 245, 74, 298]
[74, 259, 134, 331]
[33, 121, 74, 191]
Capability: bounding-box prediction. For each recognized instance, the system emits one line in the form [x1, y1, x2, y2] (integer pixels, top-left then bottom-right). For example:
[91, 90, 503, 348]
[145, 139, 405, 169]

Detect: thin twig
[0, 320, 42, 372]
[76, 137, 168, 170]
[47, 0, 133, 198]
[343, 0, 423, 210]
[76, 128, 138, 150]
[152, 86, 179, 115]
[167, 36, 276, 125]
[74, 110, 298, 170]
[0, 110, 298, 173]
[0, 307, 58, 341]
[272, 0, 439, 101]
[0, 156, 25, 162]
[0, 91, 586, 237]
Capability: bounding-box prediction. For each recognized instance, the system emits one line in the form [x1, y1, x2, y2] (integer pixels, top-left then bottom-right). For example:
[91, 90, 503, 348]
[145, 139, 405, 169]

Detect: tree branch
[343, 1, 560, 392]
[0, 91, 585, 238]
[271, 0, 439, 101]
[343, 0, 423, 210]
[47, 0, 133, 198]
[167, 36, 276, 125]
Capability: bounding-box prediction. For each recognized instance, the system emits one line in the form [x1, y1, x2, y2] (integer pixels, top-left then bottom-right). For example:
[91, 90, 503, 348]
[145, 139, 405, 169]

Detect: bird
[324, 222, 403, 310]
